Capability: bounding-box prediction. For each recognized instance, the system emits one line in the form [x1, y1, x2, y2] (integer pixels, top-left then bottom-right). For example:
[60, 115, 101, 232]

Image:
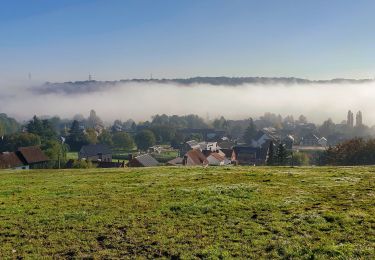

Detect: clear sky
[1, 0, 375, 83]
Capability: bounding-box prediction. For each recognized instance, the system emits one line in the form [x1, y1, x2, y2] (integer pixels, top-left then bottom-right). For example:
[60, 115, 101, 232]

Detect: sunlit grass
[0, 166, 374, 258]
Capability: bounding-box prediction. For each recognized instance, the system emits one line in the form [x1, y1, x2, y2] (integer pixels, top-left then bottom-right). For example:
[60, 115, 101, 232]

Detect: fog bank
[0, 81, 374, 124]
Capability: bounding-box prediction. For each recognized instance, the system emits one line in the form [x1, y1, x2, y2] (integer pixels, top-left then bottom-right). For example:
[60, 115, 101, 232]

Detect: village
[0, 109, 368, 169]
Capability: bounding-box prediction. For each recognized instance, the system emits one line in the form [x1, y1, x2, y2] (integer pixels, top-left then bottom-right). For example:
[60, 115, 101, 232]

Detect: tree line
[321, 138, 375, 165]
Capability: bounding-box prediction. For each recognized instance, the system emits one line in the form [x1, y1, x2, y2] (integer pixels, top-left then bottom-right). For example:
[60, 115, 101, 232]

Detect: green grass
[0, 167, 374, 258]
[152, 150, 179, 163]
[66, 152, 78, 160]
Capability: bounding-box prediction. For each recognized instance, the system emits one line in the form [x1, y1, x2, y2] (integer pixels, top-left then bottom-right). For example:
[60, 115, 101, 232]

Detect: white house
[251, 130, 279, 148]
[199, 141, 219, 152]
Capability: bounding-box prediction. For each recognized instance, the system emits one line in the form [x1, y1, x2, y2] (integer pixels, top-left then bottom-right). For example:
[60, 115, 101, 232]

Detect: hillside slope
[0, 167, 374, 258]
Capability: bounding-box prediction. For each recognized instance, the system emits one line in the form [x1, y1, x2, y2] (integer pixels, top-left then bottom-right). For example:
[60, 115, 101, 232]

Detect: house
[183, 149, 208, 166]
[199, 142, 219, 152]
[180, 140, 201, 155]
[180, 140, 219, 155]
[166, 157, 183, 166]
[79, 144, 112, 162]
[17, 146, 50, 167]
[282, 135, 294, 149]
[300, 133, 319, 146]
[206, 152, 231, 166]
[148, 145, 163, 154]
[251, 129, 280, 148]
[0, 152, 26, 169]
[0, 146, 49, 169]
[318, 137, 328, 147]
[232, 146, 265, 165]
[127, 154, 159, 167]
[220, 148, 234, 159]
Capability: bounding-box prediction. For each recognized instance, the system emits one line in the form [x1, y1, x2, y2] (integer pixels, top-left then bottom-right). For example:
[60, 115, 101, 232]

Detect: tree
[26, 116, 57, 141]
[291, 152, 309, 166]
[85, 128, 98, 144]
[276, 143, 288, 165]
[111, 120, 124, 132]
[0, 132, 41, 152]
[298, 115, 307, 124]
[131, 122, 137, 131]
[171, 131, 184, 149]
[49, 116, 62, 133]
[212, 116, 228, 130]
[319, 118, 335, 137]
[72, 160, 93, 169]
[122, 119, 135, 130]
[284, 115, 294, 124]
[87, 109, 103, 128]
[98, 130, 113, 146]
[320, 138, 373, 166]
[112, 132, 134, 151]
[41, 139, 67, 162]
[135, 130, 156, 151]
[186, 133, 203, 142]
[150, 125, 176, 143]
[243, 118, 257, 144]
[0, 113, 20, 135]
[266, 141, 275, 165]
[151, 114, 169, 126]
[65, 120, 89, 151]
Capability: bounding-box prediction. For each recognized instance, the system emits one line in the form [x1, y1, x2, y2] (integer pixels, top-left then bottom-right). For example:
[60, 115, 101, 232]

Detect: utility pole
[58, 136, 66, 169]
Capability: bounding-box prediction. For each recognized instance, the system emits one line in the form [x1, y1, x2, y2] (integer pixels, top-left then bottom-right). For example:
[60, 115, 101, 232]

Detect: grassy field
[0, 167, 374, 259]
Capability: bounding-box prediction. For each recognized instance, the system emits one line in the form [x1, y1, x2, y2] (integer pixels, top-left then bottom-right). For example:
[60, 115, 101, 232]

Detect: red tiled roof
[185, 150, 208, 166]
[0, 152, 24, 169]
[208, 152, 225, 162]
[17, 146, 49, 164]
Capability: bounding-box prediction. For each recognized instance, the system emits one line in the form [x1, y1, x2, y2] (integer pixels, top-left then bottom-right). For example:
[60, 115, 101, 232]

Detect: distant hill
[31, 77, 375, 95]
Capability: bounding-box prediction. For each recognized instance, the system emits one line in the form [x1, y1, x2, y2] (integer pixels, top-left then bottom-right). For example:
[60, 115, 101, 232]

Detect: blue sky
[1, 0, 375, 82]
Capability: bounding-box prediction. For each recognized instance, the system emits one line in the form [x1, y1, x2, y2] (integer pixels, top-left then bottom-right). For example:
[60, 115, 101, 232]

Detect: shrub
[72, 160, 93, 169]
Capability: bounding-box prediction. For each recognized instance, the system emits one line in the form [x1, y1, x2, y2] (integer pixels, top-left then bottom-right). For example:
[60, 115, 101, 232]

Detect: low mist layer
[1, 80, 374, 125]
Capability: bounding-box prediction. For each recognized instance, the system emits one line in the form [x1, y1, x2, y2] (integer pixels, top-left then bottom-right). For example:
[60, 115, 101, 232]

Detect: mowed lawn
[0, 167, 374, 259]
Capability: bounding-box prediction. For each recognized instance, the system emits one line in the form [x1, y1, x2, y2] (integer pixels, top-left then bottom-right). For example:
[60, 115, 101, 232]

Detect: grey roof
[135, 154, 159, 167]
[80, 144, 112, 157]
[167, 157, 183, 165]
[302, 133, 319, 140]
[253, 131, 265, 141]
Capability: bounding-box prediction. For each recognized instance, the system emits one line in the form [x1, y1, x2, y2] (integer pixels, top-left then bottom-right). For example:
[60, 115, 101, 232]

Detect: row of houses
[169, 139, 269, 166]
[0, 127, 328, 170]
[173, 129, 328, 167]
[66, 127, 331, 169]
[77, 144, 160, 168]
[76, 142, 265, 168]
